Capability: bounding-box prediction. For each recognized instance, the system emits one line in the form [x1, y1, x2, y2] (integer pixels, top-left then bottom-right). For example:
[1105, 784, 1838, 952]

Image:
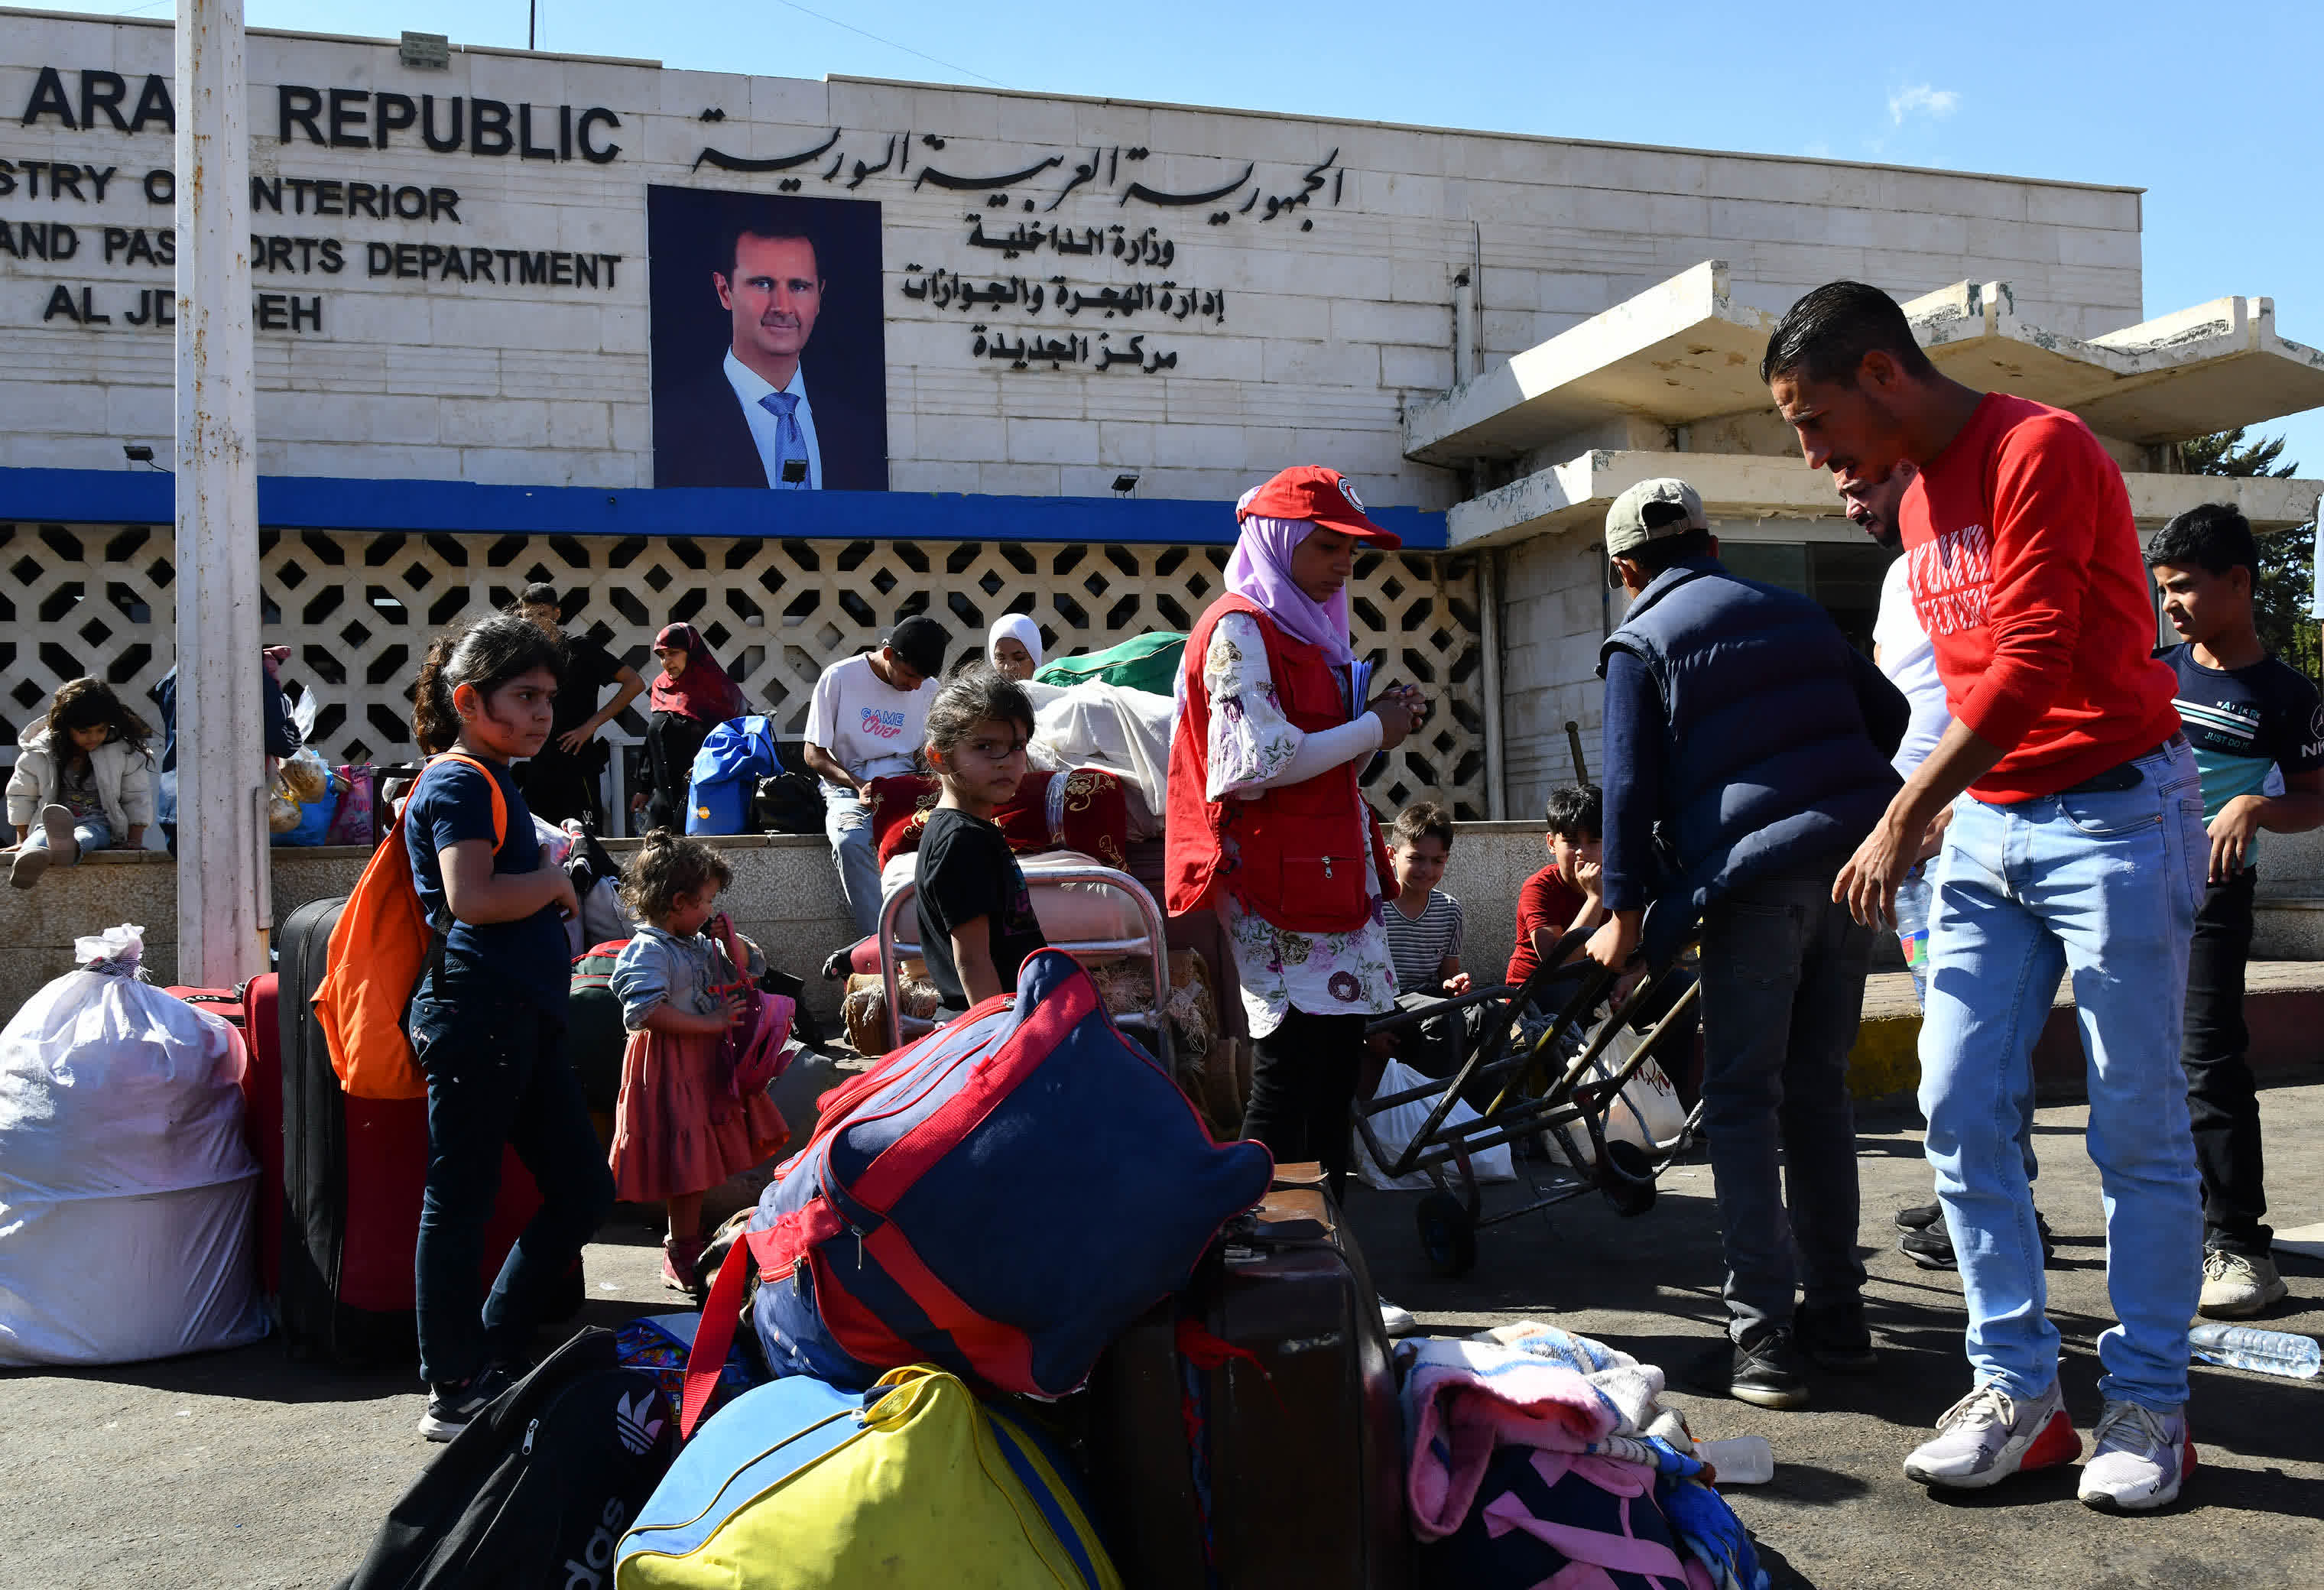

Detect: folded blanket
[1398, 1334, 1619, 1540]
[1478, 1319, 1694, 1450]
[1419, 1325, 1769, 1590]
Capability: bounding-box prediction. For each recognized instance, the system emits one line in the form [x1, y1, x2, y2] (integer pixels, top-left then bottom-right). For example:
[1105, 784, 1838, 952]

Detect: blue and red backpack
[680, 948, 1271, 1436]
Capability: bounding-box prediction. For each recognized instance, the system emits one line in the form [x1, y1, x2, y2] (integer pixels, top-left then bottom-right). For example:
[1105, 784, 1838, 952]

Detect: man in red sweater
[1764, 282, 2205, 1513]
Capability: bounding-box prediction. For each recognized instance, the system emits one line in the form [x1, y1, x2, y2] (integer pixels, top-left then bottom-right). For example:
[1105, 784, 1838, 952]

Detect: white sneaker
[1902, 1380, 2079, 1490]
[1378, 1296, 1418, 1337]
[2078, 1400, 2194, 1512]
[2198, 1250, 2288, 1319]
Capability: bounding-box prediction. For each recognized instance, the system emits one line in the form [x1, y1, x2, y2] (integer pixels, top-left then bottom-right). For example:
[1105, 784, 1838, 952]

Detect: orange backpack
[312, 753, 508, 1100]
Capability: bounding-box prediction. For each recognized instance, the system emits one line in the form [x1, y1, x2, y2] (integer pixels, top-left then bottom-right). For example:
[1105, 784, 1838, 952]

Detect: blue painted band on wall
[0, 467, 1449, 550]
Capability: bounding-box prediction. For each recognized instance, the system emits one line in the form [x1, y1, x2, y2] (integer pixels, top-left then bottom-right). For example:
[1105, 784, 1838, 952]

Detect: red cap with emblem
[1235, 465, 1399, 548]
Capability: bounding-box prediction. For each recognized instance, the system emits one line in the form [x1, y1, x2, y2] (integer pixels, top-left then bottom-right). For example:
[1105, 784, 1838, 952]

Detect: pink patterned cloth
[1402, 1335, 1621, 1541]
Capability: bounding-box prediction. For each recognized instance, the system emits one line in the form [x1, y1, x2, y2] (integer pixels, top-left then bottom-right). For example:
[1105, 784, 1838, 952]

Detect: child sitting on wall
[1374, 800, 1472, 1074]
[1507, 784, 1605, 988]
[5, 678, 157, 887]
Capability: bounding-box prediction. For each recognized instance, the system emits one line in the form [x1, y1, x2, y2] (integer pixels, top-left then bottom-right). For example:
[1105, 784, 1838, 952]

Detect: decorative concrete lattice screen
[1, 523, 1491, 820]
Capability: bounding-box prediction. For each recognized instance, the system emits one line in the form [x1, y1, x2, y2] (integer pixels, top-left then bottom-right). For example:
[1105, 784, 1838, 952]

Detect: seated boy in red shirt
[1508, 784, 1607, 987]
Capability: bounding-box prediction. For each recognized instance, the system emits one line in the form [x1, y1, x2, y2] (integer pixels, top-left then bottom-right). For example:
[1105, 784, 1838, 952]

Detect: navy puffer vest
[1601, 558, 1901, 937]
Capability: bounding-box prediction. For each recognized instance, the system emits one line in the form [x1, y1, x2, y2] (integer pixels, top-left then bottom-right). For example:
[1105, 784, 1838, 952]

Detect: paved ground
[5, 1074, 2322, 1588]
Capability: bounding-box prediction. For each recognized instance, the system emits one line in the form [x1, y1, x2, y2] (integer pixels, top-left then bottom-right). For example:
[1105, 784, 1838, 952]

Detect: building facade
[3, 10, 2316, 828]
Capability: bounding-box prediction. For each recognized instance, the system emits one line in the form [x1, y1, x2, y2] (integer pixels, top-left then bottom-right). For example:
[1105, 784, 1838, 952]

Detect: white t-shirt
[806, 653, 934, 791]
[1874, 555, 1951, 777]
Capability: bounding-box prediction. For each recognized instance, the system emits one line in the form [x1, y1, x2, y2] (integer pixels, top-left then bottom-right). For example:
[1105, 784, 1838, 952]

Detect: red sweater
[1898, 393, 2180, 802]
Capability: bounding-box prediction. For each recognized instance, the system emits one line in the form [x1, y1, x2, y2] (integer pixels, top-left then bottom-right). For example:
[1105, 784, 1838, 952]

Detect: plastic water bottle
[1696, 1435, 1774, 1485]
[2189, 1322, 2321, 1380]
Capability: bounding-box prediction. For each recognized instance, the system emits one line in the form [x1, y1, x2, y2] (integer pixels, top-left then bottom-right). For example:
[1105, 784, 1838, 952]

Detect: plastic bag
[0, 924, 268, 1365]
[1539, 1024, 1689, 1169]
[1359, 1058, 1517, 1191]
[278, 745, 330, 804]
[272, 765, 339, 846]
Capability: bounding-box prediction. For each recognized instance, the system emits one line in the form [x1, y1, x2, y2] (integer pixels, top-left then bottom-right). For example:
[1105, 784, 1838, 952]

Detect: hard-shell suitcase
[1085, 1165, 1412, 1590]
[278, 896, 580, 1364]
[169, 978, 283, 1296]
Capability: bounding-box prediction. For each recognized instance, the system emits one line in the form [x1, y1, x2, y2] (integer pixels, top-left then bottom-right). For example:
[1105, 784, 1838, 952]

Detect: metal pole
[1475, 547, 1507, 819]
[176, 0, 265, 985]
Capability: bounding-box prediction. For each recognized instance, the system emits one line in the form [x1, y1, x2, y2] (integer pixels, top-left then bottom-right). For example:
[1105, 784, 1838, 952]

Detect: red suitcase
[166, 982, 281, 1293]
[1085, 1165, 1412, 1589]
[271, 897, 579, 1364]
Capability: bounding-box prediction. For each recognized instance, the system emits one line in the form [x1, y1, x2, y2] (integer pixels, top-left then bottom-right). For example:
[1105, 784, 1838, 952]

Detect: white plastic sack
[1542, 1023, 1689, 1169]
[0, 924, 269, 1365]
[1359, 1058, 1517, 1192]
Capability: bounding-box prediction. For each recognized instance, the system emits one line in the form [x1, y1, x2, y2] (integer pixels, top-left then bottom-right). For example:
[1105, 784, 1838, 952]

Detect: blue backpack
[680, 949, 1272, 1434]
[683, 716, 781, 835]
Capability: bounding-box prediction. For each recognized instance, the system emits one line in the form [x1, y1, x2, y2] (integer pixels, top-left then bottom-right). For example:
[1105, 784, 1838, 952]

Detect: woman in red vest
[1167, 466, 1424, 1202]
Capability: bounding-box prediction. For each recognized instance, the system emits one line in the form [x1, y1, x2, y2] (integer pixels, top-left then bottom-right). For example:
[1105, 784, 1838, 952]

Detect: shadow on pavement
[10, 1336, 412, 1406]
[1752, 1537, 1823, 1588]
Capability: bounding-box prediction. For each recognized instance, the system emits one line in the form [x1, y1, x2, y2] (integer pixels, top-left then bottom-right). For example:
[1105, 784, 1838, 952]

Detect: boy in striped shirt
[1378, 801, 1471, 1072]
[2148, 503, 2324, 1319]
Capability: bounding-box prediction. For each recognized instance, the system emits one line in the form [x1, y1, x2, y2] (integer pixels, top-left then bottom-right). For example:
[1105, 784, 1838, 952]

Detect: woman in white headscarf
[1164, 466, 1424, 1209]
[986, 615, 1043, 681]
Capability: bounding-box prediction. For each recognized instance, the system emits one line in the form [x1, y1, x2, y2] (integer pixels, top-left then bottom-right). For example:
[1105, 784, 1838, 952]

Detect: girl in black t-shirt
[404, 616, 612, 1442]
[914, 667, 1048, 1016]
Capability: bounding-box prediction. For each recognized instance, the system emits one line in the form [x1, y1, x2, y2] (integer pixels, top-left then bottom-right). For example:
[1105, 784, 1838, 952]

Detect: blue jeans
[24, 813, 111, 862]
[411, 983, 613, 1387]
[1899, 866, 2043, 1185]
[825, 788, 882, 937]
[1918, 739, 2205, 1413]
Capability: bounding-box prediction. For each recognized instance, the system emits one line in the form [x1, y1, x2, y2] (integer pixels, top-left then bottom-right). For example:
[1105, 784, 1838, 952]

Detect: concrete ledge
[1446, 447, 2324, 550]
[1847, 963, 2324, 1105]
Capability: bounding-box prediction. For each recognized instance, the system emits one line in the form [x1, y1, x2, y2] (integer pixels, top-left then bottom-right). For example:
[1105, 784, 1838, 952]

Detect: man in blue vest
[1584, 477, 1907, 1410]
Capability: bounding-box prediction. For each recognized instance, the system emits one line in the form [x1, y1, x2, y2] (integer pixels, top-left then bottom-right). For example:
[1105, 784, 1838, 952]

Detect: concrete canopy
[1446, 448, 2324, 550]
[1910, 282, 2324, 446]
[1404, 262, 1778, 466]
[1409, 264, 2324, 469]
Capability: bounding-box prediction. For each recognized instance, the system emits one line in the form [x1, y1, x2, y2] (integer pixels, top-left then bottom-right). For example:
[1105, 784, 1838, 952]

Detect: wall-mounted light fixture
[1112, 472, 1139, 495]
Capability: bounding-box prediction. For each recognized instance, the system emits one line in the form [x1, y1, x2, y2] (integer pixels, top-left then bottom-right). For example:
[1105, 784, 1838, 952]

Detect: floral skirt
[609, 1027, 788, 1202]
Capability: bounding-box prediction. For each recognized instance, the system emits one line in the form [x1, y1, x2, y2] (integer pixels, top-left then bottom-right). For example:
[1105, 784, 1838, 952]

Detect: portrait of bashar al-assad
[649, 189, 888, 492]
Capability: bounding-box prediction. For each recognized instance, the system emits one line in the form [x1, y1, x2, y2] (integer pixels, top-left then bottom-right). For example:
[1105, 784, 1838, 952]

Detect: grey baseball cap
[1605, 478, 1708, 557]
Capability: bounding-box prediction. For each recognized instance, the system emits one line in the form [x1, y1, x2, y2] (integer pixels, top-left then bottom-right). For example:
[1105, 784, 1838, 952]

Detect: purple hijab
[1224, 490, 1353, 665]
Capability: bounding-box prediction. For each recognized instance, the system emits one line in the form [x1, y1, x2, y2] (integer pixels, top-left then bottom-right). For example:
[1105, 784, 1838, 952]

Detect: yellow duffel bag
[615, 1364, 1121, 1589]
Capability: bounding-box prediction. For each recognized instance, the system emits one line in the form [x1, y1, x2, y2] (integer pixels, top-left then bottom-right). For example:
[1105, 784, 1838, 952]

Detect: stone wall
[1496, 534, 1610, 816]
[14, 820, 2313, 1036]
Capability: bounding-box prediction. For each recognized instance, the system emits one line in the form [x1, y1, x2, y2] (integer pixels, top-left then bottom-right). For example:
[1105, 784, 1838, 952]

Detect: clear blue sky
[32, 0, 2324, 480]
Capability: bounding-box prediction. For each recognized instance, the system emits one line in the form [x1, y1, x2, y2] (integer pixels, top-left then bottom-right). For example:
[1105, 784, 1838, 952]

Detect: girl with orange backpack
[403, 615, 614, 1441]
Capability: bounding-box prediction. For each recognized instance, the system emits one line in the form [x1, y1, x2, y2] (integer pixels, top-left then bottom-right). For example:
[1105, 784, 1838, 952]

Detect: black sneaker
[417, 1362, 518, 1442]
[1900, 1211, 2055, 1270]
[1729, 1327, 1810, 1410]
[1796, 1301, 1878, 1373]
[1899, 1222, 1956, 1269]
[1894, 1202, 1942, 1232]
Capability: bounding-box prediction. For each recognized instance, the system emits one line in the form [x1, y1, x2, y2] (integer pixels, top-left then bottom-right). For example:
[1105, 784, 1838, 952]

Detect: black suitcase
[1085, 1164, 1412, 1589]
[278, 897, 582, 1364]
